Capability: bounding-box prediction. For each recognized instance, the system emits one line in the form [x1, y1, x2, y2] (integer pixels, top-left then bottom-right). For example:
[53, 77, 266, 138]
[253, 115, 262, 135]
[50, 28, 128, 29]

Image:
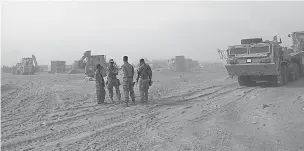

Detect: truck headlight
[226, 58, 237, 64]
[260, 57, 271, 63]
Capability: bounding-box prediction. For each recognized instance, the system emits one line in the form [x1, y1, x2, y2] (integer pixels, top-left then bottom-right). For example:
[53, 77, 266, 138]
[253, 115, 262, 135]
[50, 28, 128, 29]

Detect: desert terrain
[1, 63, 304, 151]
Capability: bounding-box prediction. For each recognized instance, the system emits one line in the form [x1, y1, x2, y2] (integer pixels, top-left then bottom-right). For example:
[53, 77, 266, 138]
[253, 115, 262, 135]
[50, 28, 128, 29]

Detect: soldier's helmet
[109, 59, 114, 63]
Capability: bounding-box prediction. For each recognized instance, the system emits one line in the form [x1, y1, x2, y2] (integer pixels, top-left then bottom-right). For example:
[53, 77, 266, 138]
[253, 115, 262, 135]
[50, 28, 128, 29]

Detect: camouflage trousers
[139, 79, 150, 103]
[96, 82, 105, 104]
[107, 78, 121, 101]
[123, 78, 135, 103]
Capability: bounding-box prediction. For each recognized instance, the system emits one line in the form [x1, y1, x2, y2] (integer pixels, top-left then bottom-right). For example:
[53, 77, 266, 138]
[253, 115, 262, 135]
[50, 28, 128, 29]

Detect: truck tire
[283, 66, 289, 84]
[294, 63, 300, 80]
[238, 75, 254, 86]
[241, 38, 263, 45]
[238, 76, 246, 86]
[289, 63, 300, 81]
[301, 65, 304, 77]
[272, 65, 287, 87]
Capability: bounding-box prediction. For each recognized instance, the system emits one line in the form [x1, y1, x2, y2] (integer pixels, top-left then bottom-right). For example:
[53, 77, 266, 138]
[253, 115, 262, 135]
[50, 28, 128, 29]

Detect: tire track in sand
[2, 103, 162, 151]
[147, 86, 259, 151]
[97, 84, 249, 151]
[156, 82, 240, 105]
[52, 83, 248, 151]
[191, 87, 259, 123]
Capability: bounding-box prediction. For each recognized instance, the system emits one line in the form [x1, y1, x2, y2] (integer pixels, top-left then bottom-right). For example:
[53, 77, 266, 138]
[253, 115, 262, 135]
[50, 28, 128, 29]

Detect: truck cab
[227, 42, 273, 65]
[225, 40, 283, 77]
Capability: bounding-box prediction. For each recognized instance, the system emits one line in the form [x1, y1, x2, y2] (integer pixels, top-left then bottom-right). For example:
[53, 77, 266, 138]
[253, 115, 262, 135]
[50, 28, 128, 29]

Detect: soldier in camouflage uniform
[106, 59, 121, 103]
[136, 59, 152, 103]
[95, 64, 106, 104]
[121, 56, 136, 107]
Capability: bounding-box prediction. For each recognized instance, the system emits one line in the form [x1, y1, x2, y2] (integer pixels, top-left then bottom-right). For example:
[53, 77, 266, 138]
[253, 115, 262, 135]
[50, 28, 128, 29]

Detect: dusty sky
[2, 1, 304, 66]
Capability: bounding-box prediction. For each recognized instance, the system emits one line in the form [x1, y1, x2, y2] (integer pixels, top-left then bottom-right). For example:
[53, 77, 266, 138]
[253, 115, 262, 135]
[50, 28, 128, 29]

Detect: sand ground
[1, 64, 304, 151]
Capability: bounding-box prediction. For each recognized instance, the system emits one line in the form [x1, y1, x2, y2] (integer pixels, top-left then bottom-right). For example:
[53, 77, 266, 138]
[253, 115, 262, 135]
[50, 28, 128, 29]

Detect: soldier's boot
[140, 97, 144, 104]
[118, 97, 122, 104]
[140, 91, 145, 104]
[98, 98, 105, 104]
[116, 89, 121, 104]
[144, 89, 149, 104]
[97, 100, 103, 105]
[110, 98, 114, 104]
[130, 94, 136, 105]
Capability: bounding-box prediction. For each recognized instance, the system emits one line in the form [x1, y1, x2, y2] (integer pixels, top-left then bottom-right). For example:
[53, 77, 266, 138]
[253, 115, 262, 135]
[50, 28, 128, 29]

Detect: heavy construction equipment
[12, 55, 39, 75]
[218, 33, 304, 87]
[67, 60, 85, 74]
[12, 63, 21, 75]
[288, 31, 304, 52]
[70, 50, 107, 78]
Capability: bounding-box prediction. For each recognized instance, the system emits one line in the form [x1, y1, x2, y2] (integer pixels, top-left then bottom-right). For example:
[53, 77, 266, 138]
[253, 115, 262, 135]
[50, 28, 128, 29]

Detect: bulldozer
[69, 50, 107, 79]
[12, 55, 39, 75]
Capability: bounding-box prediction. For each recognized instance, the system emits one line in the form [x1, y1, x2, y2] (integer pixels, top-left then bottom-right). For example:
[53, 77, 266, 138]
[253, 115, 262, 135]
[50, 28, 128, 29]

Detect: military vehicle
[218, 33, 304, 87]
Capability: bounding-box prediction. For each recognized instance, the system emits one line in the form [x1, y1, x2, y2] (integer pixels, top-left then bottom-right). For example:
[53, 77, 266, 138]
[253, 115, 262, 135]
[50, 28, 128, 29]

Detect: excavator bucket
[31, 54, 39, 73]
[217, 49, 228, 59]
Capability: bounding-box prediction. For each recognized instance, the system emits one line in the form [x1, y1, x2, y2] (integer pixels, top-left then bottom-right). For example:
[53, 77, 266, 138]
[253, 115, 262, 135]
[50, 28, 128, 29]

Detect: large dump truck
[219, 33, 304, 87]
[12, 55, 39, 75]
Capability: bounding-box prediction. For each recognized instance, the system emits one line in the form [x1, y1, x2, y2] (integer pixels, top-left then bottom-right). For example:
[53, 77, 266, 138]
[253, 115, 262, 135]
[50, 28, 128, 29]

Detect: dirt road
[1, 66, 304, 151]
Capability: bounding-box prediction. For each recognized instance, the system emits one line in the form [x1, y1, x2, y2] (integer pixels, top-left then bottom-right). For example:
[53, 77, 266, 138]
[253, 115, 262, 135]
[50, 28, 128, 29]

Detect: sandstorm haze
[2, 2, 304, 151]
[2, 1, 304, 66]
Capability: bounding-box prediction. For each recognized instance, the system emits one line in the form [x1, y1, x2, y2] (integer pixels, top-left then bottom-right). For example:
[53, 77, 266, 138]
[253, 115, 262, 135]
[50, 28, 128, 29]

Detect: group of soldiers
[94, 56, 153, 107]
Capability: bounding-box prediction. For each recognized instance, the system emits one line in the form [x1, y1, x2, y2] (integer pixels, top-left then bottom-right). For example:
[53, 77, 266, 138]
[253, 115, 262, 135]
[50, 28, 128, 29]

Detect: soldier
[136, 59, 152, 103]
[121, 56, 136, 106]
[106, 59, 121, 103]
[95, 64, 106, 104]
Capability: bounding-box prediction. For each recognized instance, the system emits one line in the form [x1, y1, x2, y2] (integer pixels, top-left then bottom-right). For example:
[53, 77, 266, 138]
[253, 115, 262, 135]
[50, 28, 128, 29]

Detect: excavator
[288, 31, 304, 52]
[69, 50, 107, 79]
[12, 55, 39, 75]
